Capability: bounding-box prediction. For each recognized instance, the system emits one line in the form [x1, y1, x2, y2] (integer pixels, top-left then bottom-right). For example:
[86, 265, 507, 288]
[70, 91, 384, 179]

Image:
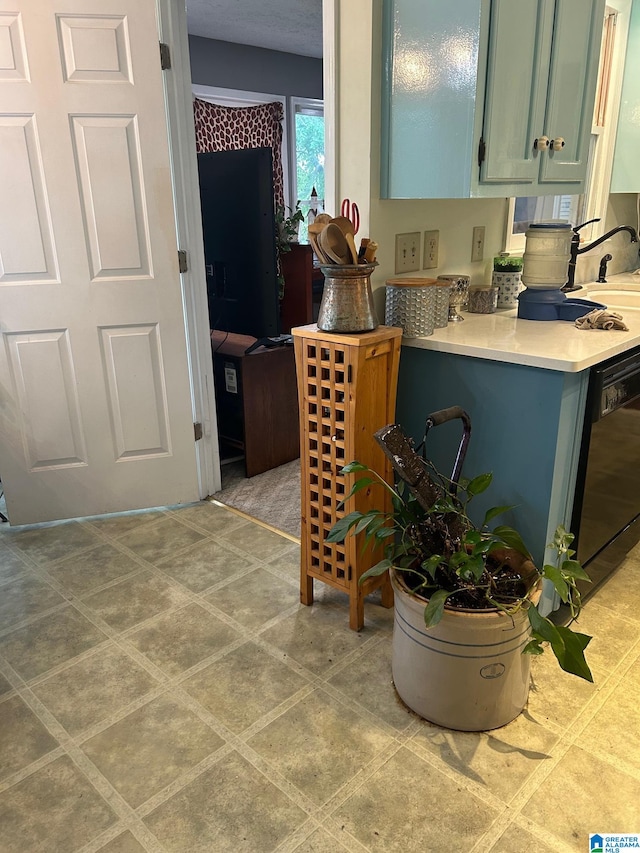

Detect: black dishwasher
[572, 345, 640, 598]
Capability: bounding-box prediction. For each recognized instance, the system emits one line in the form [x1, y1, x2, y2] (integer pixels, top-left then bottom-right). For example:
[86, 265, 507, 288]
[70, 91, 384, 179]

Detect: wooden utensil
[331, 216, 360, 264]
[319, 223, 352, 264]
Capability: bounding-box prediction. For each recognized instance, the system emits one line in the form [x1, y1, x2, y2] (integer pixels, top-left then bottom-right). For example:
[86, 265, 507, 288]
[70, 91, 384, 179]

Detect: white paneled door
[0, 0, 200, 524]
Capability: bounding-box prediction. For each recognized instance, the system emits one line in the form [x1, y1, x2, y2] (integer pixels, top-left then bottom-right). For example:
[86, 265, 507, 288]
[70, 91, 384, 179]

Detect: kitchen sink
[582, 274, 640, 310]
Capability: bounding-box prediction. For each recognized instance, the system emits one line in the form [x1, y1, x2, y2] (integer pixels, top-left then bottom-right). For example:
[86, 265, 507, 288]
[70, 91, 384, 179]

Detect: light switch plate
[395, 232, 421, 274]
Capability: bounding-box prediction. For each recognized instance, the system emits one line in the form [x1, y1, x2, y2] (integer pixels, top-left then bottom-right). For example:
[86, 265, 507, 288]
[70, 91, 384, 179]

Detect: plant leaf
[542, 564, 570, 603]
[522, 638, 545, 656]
[358, 559, 393, 584]
[338, 476, 376, 508]
[528, 606, 593, 682]
[466, 472, 493, 496]
[423, 589, 451, 627]
[340, 461, 369, 474]
[561, 559, 591, 582]
[325, 511, 363, 543]
[492, 525, 532, 559]
[421, 553, 443, 579]
[482, 505, 514, 527]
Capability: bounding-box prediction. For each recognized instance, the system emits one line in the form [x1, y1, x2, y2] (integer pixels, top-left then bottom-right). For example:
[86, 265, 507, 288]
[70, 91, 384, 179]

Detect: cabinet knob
[551, 137, 565, 151]
[534, 135, 550, 150]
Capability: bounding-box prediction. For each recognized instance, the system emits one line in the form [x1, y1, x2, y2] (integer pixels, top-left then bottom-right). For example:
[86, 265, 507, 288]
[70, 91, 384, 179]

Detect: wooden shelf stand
[292, 324, 403, 630]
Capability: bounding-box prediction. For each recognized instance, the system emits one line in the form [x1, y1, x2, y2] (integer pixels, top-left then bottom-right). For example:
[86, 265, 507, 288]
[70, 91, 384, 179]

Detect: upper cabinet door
[481, 0, 554, 185]
[380, 0, 484, 199]
[539, 0, 605, 184]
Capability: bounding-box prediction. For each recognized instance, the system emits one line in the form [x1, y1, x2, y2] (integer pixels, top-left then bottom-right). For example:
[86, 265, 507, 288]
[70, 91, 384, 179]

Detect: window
[504, 4, 629, 253]
[290, 98, 325, 244]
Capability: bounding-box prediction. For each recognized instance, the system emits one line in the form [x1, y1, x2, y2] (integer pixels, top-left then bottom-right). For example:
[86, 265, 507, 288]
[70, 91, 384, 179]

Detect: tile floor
[0, 500, 639, 852]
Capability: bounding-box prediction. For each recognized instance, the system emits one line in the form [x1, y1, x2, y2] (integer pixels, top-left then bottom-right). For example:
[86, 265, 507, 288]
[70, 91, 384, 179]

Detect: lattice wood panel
[293, 324, 403, 630]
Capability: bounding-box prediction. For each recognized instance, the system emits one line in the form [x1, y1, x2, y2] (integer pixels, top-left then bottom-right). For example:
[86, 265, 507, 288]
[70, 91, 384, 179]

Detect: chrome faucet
[563, 218, 639, 291]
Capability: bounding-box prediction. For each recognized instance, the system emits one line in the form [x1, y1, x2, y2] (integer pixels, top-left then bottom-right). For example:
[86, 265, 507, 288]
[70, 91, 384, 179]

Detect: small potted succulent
[327, 408, 592, 731]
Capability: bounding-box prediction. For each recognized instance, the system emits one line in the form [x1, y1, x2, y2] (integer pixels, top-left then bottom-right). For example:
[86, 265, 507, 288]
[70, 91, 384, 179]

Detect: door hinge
[347, 364, 352, 383]
[178, 250, 188, 273]
[159, 42, 171, 70]
[193, 422, 203, 441]
[478, 136, 486, 167]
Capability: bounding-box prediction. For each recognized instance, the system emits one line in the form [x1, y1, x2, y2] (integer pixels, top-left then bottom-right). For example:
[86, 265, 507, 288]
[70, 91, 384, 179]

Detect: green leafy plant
[327, 460, 593, 682]
[275, 202, 304, 253]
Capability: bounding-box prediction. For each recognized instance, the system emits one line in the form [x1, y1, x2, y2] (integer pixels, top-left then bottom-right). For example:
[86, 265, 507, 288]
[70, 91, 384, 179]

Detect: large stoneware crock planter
[390, 568, 537, 731]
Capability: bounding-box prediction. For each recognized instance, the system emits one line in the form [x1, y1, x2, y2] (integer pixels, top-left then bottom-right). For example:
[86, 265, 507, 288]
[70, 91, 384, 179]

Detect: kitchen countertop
[402, 277, 640, 372]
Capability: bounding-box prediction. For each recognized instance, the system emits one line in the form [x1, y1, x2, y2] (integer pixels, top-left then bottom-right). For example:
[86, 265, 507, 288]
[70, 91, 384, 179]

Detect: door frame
[157, 0, 221, 498]
[155, 0, 338, 503]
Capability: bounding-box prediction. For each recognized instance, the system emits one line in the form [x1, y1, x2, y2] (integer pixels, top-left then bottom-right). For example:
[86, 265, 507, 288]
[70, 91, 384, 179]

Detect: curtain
[193, 98, 285, 210]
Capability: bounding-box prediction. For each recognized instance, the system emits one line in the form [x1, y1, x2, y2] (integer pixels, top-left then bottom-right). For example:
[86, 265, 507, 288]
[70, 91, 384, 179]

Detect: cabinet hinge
[193, 422, 203, 441]
[178, 249, 188, 273]
[159, 42, 171, 70]
[347, 364, 352, 383]
[478, 136, 486, 167]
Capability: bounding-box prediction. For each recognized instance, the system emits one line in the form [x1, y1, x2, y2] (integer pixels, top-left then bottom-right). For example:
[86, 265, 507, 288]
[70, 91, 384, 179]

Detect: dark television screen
[197, 147, 280, 338]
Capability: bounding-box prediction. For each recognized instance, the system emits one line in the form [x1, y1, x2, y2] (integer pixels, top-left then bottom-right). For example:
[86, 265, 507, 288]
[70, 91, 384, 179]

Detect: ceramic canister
[493, 270, 523, 308]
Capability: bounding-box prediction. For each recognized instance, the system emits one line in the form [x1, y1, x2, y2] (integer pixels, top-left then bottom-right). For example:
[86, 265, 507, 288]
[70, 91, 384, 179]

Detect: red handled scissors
[341, 198, 360, 234]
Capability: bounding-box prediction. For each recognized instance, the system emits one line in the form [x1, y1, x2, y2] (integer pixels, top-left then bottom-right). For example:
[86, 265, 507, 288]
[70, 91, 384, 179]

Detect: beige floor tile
[577, 657, 640, 772]
[259, 604, 374, 675]
[116, 517, 206, 565]
[327, 639, 414, 731]
[410, 712, 558, 803]
[205, 568, 298, 628]
[488, 822, 558, 853]
[332, 746, 499, 852]
[156, 538, 254, 593]
[292, 827, 352, 852]
[217, 520, 293, 562]
[182, 641, 307, 734]
[0, 547, 30, 583]
[248, 688, 394, 802]
[144, 750, 306, 852]
[0, 695, 59, 781]
[81, 695, 224, 808]
[87, 510, 167, 538]
[96, 830, 147, 852]
[267, 543, 301, 579]
[524, 744, 640, 850]
[45, 543, 142, 597]
[527, 653, 599, 729]
[171, 501, 247, 533]
[0, 671, 13, 696]
[0, 574, 66, 629]
[569, 600, 640, 674]
[0, 755, 116, 852]
[0, 606, 108, 681]
[126, 603, 241, 676]
[81, 571, 188, 633]
[3, 521, 100, 565]
[32, 647, 159, 736]
[589, 556, 640, 622]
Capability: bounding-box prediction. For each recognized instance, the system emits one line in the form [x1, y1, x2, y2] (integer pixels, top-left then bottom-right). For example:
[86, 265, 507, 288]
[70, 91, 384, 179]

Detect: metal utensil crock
[317, 263, 379, 333]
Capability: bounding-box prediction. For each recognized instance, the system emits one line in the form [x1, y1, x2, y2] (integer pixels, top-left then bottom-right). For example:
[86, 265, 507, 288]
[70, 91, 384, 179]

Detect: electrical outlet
[423, 230, 439, 269]
[471, 226, 485, 262]
[395, 232, 421, 274]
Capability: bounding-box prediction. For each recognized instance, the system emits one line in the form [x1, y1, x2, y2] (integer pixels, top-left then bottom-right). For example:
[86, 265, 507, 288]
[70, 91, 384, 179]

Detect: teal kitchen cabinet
[610, 0, 640, 193]
[381, 0, 605, 199]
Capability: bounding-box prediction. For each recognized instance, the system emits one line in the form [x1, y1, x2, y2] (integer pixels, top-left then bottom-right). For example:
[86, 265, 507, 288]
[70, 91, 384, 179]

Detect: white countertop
[402, 277, 640, 372]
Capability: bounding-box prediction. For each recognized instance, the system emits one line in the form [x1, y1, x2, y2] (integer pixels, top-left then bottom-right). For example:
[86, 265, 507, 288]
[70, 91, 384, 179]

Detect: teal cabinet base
[395, 348, 589, 568]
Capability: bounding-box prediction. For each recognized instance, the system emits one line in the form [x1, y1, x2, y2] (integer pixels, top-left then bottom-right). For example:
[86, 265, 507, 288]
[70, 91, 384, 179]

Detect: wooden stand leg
[349, 585, 365, 632]
[300, 569, 314, 606]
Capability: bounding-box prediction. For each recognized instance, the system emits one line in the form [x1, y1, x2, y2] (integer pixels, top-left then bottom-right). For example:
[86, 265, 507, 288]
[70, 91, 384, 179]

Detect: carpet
[214, 459, 301, 539]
